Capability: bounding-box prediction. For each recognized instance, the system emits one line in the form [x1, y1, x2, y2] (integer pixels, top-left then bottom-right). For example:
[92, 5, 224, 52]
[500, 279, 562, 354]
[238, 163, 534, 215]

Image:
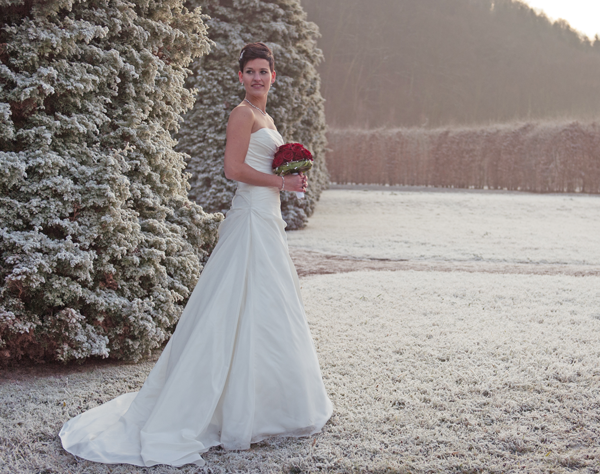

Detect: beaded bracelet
[280, 175, 285, 191]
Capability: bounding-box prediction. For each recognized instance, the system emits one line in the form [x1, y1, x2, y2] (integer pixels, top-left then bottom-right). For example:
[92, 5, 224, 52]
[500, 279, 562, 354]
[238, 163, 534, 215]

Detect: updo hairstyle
[239, 42, 275, 72]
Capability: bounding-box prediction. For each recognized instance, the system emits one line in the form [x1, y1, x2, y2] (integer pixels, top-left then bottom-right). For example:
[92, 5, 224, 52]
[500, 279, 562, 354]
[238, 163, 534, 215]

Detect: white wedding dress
[59, 128, 333, 467]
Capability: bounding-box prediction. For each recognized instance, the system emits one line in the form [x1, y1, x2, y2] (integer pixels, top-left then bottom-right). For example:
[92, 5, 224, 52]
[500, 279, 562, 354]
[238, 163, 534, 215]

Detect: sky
[523, 0, 600, 40]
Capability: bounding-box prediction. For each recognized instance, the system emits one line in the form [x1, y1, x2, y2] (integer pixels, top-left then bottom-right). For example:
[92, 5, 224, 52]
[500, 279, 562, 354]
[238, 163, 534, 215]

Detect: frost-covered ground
[287, 187, 600, 265]
[2, 187, 600, 473]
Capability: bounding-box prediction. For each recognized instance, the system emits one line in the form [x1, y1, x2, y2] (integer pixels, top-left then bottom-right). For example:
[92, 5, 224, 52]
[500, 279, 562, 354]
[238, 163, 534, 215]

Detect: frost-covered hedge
[177, 0, 329, 230]
[0, 0, 223, 363]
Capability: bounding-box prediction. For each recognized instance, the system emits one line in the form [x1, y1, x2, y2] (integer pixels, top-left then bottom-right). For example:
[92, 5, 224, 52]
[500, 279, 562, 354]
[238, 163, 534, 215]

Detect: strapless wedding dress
[59, 128, 333, 467]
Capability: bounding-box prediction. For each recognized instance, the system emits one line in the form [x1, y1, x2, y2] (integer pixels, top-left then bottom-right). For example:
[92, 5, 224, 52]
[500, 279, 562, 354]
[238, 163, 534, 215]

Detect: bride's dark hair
[239, 42, 274, 72]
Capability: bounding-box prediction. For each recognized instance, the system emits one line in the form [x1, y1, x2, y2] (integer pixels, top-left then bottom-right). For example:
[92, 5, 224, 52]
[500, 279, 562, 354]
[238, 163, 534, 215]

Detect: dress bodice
[231, 128, 285, 217]
[243, 128, 284, 173]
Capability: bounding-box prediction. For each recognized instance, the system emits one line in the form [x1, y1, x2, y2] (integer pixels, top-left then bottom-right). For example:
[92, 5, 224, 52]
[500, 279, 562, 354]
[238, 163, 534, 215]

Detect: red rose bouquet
[272, 143, 313, 198]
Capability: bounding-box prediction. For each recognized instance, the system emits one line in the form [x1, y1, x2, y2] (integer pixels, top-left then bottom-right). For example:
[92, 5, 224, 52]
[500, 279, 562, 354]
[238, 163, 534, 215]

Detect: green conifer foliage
[177, 0, 329, 230]
[0, 0, 223, 363]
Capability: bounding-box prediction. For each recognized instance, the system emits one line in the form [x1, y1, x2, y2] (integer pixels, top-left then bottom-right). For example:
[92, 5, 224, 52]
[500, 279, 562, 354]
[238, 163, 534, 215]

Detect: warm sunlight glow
[523, 0, 600, 39]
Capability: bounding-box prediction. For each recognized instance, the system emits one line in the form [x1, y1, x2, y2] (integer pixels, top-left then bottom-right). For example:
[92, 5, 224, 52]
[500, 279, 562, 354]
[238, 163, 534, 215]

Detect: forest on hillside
[301, 0, 600, 128]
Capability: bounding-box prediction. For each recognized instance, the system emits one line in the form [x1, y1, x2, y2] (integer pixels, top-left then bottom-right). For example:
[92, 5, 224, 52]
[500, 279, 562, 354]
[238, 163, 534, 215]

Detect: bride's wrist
[279, 175, 285, 191]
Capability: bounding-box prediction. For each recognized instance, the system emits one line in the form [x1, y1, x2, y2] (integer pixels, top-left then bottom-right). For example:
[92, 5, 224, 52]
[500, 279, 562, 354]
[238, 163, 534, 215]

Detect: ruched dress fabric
[59, 128, 333, 467]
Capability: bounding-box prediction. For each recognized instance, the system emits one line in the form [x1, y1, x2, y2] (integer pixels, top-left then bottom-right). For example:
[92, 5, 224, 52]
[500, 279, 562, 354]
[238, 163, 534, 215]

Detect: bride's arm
[223, 107, 305, 192]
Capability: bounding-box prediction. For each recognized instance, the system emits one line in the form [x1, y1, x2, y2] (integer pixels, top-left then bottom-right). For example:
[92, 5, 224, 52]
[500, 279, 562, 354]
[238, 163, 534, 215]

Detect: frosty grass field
[2, 187, 599, 473]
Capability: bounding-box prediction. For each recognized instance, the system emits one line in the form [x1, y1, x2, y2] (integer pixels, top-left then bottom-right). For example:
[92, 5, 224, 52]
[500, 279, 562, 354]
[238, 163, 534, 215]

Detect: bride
[59, 42, 333, 467]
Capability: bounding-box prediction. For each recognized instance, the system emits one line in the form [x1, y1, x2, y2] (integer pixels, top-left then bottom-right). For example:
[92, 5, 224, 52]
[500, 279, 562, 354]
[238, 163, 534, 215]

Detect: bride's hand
[283, 173, 308, 193]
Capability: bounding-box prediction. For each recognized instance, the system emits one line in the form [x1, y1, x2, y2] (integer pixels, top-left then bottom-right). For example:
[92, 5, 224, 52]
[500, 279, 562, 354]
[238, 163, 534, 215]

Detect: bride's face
[238, 58, 276, 98]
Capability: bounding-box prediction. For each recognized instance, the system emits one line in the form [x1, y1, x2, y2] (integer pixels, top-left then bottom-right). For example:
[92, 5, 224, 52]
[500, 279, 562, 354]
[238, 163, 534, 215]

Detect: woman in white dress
[59, 42, 333, 467]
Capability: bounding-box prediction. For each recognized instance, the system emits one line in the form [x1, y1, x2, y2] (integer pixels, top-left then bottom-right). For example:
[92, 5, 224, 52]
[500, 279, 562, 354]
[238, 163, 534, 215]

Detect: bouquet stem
[292, 173, 304, 199]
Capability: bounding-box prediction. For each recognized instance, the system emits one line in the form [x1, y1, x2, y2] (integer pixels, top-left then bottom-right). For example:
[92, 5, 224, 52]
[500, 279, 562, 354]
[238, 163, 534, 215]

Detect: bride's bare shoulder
[229, 104, 254, 122]
[227, 104, 254, 134]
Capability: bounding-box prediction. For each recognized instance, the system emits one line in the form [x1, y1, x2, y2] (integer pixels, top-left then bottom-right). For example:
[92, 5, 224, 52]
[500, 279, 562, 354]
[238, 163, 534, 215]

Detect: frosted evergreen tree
[177, 0, 328, 230]
[0, 0, 223, 363]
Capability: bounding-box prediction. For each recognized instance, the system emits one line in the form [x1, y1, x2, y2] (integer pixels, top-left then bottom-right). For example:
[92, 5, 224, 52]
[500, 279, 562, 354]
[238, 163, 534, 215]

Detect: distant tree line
[327, 121, 600, 193]
[302, 0, 600, 128]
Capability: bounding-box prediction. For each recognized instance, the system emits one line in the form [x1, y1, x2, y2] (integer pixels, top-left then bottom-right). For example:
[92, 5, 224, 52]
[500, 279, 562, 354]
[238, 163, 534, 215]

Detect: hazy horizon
[523, 0, 600, 40]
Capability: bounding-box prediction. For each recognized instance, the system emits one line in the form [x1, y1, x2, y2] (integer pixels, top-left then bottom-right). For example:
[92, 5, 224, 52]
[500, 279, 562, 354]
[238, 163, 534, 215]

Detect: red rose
[273, 143, 313, 170]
